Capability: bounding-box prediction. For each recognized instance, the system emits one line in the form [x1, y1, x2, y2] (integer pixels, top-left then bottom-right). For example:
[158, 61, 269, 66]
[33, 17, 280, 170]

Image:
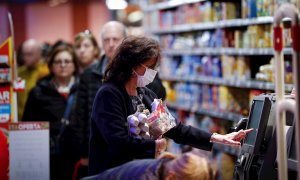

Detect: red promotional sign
[0, 9, 16, 180]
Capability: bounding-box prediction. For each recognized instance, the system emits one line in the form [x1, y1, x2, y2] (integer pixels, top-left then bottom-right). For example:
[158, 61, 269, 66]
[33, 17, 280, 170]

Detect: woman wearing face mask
[88, 36, 252, 176]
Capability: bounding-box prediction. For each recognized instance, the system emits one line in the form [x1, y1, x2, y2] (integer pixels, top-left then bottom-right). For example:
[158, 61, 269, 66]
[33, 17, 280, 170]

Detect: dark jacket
[88, 82, 213, 175]
[146, 74, 166, 101]
[70, 57, 165, 158]
[22, 75, 78, 154]
[83, 158, 168, 180]
[70, 58, 104, 158]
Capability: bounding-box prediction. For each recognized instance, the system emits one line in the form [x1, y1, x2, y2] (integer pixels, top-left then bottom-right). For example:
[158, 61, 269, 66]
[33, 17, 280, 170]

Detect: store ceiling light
[127, 11, 143, 23]
[106, 0, 128, 10]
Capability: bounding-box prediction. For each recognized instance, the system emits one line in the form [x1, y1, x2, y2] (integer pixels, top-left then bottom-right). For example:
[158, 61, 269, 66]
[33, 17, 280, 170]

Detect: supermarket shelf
[162, 47, 293, 56]
[151, 16, 274, 34]
[166, 101, 243, 122]
[144, 0, 206, 12]
[160, 75, 294, 91]
[213, 143, 240, 156]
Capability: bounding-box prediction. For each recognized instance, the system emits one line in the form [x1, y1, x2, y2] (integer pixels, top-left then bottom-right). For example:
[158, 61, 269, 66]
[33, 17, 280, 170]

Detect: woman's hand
[210, 129, 253, 147]
[155, 137, 167, 158]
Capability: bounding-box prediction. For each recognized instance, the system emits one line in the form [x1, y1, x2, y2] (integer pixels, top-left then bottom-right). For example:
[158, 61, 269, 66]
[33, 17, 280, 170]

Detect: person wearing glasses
[22, 42, 79, 180]
[88, 36, 252, 176]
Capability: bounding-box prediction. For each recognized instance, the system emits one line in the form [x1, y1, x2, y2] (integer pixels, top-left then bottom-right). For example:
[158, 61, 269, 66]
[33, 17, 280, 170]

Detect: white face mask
[135, 64, 158, 87]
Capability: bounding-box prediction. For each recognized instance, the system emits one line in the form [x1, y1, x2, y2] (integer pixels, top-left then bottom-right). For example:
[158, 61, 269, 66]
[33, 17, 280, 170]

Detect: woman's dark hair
[47, 42, 79, 76]
[104, 36, 161, 83]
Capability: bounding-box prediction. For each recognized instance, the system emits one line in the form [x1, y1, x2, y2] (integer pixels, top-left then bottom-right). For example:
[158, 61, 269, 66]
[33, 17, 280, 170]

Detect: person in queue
[17, 39, 49, 121]
[74, 30, 100, 74]
[22, 42, 79, 180]
[69, 21, 127, 179]
[88, 36, 252, 175]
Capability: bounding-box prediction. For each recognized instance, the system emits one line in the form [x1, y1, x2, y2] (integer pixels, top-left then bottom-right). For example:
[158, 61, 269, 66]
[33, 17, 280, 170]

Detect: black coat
[70, 59, 104, 158]
[88, 82, 213, 176]
[146, 74, 166, 101]
[22, 75, 78, 154]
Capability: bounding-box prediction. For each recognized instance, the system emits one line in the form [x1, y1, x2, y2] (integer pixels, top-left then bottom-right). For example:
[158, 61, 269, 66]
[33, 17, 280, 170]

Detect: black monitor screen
[289, 131, 296, 160]
[245, 101, 264, 146]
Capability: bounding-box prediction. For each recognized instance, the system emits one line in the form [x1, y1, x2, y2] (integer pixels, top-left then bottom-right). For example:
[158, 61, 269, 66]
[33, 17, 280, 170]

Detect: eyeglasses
[53, 59, 73, 66]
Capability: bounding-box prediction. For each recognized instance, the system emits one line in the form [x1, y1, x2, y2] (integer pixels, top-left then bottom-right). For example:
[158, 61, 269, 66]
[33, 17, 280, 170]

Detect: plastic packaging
[127, 99, 176, 140]
[147, 99, 176, 139]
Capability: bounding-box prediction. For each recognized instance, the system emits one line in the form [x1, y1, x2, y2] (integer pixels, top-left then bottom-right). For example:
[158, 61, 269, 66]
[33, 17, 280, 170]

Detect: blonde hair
[167, 152, 213, 180]
[74, 30, 100, 58]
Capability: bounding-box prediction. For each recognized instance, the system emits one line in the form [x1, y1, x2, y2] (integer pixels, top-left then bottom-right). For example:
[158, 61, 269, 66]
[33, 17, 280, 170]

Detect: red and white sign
[9, 122, 49, 180]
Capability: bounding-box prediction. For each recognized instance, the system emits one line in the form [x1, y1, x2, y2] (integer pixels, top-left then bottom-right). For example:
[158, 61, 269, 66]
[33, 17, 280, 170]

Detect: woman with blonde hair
[82, 152, 213, 180]
[162, 152, 213, 180]
[74, 30, 100, 74]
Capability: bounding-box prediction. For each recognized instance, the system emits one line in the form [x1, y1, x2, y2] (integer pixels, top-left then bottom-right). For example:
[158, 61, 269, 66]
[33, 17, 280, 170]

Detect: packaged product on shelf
[218, 86, 233, 112]
[257, 0, 274, 17]
[230, 88, 250, 115]
[221, 55, 236, 80]
[242, 30, 250, 48]
[212, 57, 222, 78]
[202, 1, 213, 22]
[285, 60, 293, 84]
[263, 25, 272, 48]
[212, 2, 222, 21]
[175, 6, 185, 25]
[212, 85, 219, 110]
[223, 29, 235, 47]
[197, 31, 211, 48]
[283, 27, 292, 47]
[192, 56, 203, 77]
[234, 30, 243, 48]
[255, 58, 274, 82]
[254, 25, 265, 48]
[248, 0, 257, 18]
[201, 84, 213, 110]
[185, 3, 201, 24]
[159, 10, 173, 29]
[160, 56, 175, 77]
[246, 25, 265, 48]
[164, 81, 176, 103]
[202, 56, 213, 76]
[222, 2, 238, 20]
[209, 29, 224, 48]
[190, 84, 201, 111]
[236, 56, 251, 80]
[241, 0, 248, 18]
